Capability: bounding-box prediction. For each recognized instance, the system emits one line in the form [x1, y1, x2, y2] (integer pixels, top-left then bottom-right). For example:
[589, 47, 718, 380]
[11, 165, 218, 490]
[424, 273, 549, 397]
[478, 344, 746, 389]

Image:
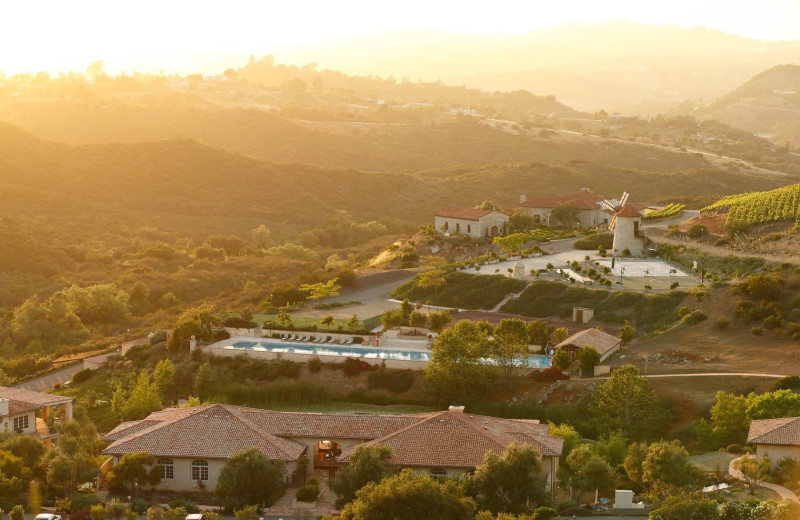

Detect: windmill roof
[615, 204, 643, 217]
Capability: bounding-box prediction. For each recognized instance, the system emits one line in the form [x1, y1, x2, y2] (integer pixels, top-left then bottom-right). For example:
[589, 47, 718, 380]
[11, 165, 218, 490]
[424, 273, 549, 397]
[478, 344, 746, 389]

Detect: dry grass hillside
[699, 64, 800, 146]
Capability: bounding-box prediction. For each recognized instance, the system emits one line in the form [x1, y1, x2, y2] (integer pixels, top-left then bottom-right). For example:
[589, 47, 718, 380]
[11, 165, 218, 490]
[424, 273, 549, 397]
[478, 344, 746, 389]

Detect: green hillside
[701, 183, 800, 227]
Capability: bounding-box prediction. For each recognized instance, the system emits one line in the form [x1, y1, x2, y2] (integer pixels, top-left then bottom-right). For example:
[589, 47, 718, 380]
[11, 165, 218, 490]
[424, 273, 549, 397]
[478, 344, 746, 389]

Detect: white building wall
[756, 444, 800, 472]
[110, 456, 299, 493]
[2, 412, 36, 434]
[434, 212, 508, 238]
[612, 217, 644, 256]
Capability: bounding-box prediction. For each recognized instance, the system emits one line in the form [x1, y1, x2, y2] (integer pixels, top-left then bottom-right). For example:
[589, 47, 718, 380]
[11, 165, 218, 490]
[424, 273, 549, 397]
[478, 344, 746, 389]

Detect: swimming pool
[225, 339, 552, 368]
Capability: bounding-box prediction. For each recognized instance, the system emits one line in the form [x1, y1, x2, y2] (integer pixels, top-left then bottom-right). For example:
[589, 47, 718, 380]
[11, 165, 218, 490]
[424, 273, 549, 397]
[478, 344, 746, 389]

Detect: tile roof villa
[0, 386, 73, 442]
[748, 416, 800, 471]
[101, 404, 563, 492]
[555, 328, 623, 363]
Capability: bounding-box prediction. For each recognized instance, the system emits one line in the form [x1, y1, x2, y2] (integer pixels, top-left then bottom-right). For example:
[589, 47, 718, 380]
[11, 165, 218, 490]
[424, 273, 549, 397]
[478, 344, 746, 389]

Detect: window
[443, 222, 449, 231]
[191, 460, 208, 481]
[158, 458, 174, 480]
[429, 468, 447, 478]
[13, 415, 28, 431]
[467, 224, 471, 233]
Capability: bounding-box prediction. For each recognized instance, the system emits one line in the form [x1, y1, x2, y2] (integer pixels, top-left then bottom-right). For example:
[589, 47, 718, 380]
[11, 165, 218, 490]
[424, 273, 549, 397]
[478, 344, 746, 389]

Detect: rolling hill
[0, 100, 715, 174]
[698, 65, 800, 147]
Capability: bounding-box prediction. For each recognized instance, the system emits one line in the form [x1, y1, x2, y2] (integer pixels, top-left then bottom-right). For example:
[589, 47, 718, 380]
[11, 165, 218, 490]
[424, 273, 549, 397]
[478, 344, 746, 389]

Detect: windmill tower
[602, 192, 644, 256]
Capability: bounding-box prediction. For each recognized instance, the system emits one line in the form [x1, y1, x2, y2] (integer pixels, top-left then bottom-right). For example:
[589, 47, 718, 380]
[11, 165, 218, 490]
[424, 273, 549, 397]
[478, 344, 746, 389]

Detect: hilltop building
[434, 207, 508, 238]
[518, 189, 609, 228]
[554, 328, 622, 364]
[102, 404, 563, 492]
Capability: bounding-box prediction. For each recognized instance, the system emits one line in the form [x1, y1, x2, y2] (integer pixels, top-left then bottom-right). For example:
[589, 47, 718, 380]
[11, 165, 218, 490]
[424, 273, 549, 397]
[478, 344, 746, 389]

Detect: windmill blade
[619, 192, 630, 207]
[609, 215, 617, 230]
[601, 200, 617, 212]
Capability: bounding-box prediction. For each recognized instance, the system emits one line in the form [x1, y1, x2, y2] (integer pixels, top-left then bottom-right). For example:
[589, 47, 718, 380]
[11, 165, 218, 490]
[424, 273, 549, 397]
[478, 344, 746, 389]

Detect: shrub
[677, 306, 691, 318]
[556, 500, 578, 512]
[688, 224, 708, 238]
[71, 369, 93, 383]
[295, 476, 320, 502]
[71, 511, 90, 520]
[714, 317, 730, 330]
[727, 444, 742, 454]
[307, 355, 322, 373]
[751, 327, 764, 336]
[533, 507, 557, 520]
[10, 506, 24, 520]
[682, 310, 708, 325]
[342, 358, 372, 377]
[773, 376, 800, 391]
[367, 370, 415, 394]
[763, 315, 782, 330]
[131, 499, 150, 514]
[535, 366, 569, 382]
[70, 493, 103, 512]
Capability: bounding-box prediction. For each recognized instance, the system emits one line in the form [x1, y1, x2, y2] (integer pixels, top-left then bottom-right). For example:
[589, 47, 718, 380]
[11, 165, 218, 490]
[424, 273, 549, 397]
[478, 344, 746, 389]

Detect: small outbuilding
[554, 328, 622, 364]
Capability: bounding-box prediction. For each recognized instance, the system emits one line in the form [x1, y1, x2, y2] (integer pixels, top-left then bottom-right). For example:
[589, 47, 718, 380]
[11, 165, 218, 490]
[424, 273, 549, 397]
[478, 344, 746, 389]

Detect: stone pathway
[263, 470, 339, 518]
[729, 455, 799, 503]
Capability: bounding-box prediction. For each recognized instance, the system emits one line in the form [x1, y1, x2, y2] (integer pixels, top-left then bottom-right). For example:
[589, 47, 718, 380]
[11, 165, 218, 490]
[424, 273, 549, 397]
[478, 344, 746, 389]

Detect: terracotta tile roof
[435, 207, 495, 221]
[102, 404, 306, 461]
[339, 411, 563, 468]
[748, 417, 800, 445]
[0, 386, 72, 417]
[556, 328, 621, 356]
[103, 420, 162, 442]
[243, 411, 419, 439]
[615, 204, 643, 218]
[520, 191, 604, 210]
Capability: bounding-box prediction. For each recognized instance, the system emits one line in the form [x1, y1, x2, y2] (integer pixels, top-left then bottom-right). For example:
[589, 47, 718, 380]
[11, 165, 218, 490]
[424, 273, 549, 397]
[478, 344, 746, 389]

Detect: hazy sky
[3, 0, 799, 75]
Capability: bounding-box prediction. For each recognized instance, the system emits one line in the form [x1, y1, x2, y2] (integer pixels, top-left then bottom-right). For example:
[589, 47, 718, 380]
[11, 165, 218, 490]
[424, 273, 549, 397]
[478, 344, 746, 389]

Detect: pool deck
[203, 336, 551, 370]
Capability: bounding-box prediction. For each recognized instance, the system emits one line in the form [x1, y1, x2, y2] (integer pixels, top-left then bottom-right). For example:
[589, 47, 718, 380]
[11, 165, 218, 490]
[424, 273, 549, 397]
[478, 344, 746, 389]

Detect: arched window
[455, 223, 461, 233]
[429, 468, 447, 478]
[467, 224, 471, 233]
[443, 222, 449, 231]
[158, 458, 174, 480]
[191, 460, 209, 481]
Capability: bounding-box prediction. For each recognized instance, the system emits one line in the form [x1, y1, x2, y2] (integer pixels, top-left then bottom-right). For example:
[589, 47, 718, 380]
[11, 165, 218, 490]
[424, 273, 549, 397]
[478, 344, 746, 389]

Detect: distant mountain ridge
[268, 22, 800, 114]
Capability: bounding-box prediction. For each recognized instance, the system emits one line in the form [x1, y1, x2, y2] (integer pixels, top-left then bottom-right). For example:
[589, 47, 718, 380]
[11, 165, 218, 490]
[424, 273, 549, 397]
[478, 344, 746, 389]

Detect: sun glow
[2, 0, 798, 76]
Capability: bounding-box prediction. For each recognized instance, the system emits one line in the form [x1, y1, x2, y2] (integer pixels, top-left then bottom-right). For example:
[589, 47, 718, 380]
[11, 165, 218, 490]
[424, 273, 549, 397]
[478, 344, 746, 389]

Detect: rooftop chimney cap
[448, 405, 465, 414]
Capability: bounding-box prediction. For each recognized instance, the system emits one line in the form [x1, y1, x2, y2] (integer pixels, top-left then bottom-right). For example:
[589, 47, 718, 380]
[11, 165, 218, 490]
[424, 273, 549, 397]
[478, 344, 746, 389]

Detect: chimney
[448, 405, 465, 414]
[519, 194, 527, 204]
[189, 335, 197, 353]
[0, 399, 9, 417]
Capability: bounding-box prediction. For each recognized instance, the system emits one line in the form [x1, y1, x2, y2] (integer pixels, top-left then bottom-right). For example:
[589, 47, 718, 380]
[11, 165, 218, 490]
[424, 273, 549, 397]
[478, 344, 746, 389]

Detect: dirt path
[581, 372, 789, 381]
[647, 231, 799, 265]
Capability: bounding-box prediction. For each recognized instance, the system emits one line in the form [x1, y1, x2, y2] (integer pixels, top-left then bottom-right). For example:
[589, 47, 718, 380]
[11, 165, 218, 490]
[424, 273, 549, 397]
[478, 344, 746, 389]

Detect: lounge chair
[326, 337, 334, 344]
[303, 336, 311, 342]
[345, 338, 354, 345]
[280, 334, 288, 340]
[315, 337, 324, 343]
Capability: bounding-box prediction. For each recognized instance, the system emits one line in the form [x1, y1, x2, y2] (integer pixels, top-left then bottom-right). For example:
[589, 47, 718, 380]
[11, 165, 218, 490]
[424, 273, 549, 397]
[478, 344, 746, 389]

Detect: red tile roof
[102, 404, 306, 461]
[435, 207, 495, 221]
[338, 411, 562, 468]
[748, 417, 800, 446]
[555, 328, 621, 356]
[102, 406, 564, 469]
[520, 191, 604, 210]
[0, 386, 72, 417]
[615, 204, 643, 217]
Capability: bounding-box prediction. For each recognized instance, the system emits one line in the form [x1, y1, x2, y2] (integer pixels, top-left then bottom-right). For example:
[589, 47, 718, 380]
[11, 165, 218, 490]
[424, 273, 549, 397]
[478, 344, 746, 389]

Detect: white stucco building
[101, 404, 563, 492]
[748, 417, 800, 472]
[434, 207, 508, 238]
[0, 386, 73, 443]
[518, 189, 610, 228]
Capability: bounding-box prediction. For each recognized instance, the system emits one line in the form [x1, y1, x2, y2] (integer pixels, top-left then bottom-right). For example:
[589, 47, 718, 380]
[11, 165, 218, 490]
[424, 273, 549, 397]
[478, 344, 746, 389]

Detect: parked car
[35, 515, 62, 520]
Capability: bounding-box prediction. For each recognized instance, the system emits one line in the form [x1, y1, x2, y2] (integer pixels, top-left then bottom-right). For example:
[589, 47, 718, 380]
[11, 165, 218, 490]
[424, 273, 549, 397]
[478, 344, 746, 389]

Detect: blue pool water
[225, 340, 552, 368]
